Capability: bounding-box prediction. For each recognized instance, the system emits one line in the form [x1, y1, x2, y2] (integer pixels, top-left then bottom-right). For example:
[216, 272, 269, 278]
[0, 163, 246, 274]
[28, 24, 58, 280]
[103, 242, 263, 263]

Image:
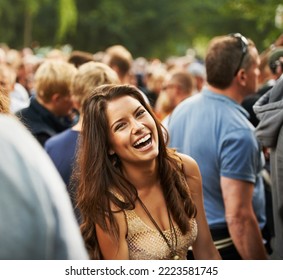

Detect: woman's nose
[131, 120, 144, 134]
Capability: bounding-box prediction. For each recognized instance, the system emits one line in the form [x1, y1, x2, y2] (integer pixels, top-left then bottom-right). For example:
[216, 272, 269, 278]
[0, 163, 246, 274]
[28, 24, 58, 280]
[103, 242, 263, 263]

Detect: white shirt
[0, 115, 88, 260]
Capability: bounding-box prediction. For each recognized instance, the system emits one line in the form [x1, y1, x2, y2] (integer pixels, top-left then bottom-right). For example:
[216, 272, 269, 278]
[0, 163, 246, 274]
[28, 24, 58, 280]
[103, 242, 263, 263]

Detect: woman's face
[107, 95, 159, 165]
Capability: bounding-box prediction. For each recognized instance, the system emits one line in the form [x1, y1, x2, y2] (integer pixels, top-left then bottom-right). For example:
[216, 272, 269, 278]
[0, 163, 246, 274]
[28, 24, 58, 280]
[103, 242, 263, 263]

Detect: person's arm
[179, 153, 221, 260]
[221, 177, 267, 259]
[95, 210, 129, 260]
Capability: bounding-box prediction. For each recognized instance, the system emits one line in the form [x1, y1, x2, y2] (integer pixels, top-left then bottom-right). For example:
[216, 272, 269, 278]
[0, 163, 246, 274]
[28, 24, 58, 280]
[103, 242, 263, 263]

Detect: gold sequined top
[124, 209, 198, 260]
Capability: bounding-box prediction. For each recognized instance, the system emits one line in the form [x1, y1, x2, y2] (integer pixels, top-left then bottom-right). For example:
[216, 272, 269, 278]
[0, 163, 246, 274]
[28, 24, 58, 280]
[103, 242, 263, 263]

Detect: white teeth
[134, 134, 151, 146]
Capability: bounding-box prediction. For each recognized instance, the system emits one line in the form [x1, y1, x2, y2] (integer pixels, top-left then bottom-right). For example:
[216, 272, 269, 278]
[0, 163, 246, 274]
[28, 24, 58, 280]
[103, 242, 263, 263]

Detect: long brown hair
[75, 84, 197, 259]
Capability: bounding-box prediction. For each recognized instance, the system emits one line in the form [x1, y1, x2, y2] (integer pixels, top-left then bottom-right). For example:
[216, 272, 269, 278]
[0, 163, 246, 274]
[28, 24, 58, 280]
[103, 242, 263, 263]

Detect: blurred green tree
[0, 0, 281, 59]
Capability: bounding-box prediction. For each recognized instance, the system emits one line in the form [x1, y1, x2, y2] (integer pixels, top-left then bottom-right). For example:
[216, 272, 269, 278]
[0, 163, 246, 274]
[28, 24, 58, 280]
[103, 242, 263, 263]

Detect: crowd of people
[0, 32, 283, 260]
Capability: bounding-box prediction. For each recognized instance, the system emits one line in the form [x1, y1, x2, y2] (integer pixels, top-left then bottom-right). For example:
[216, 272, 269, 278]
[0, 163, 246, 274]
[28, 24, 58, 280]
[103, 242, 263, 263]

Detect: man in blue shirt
[168, 34, 267, 259]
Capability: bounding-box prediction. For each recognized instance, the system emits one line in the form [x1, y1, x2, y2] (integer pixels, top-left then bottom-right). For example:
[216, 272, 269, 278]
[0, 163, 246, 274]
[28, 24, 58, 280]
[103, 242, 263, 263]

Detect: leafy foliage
[56, 0, 78, 41]
[0, 0, 281, 59]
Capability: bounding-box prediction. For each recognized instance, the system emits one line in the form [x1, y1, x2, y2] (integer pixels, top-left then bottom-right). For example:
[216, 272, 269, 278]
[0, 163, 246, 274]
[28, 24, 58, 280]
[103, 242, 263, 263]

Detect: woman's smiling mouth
[133, 134, 152, 150]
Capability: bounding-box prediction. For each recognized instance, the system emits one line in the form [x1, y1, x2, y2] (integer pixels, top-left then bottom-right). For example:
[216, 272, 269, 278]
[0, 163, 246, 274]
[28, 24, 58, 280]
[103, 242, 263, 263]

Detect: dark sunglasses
[229, 33, 248, 76]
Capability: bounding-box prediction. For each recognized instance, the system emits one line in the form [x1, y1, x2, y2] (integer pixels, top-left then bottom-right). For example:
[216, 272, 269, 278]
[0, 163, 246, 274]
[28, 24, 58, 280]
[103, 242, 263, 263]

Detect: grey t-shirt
[0, 115, 88, 260]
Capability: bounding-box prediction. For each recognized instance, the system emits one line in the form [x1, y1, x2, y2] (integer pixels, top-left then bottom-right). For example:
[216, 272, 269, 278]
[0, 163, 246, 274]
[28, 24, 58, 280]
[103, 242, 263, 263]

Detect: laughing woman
[75, 84, 221, 260]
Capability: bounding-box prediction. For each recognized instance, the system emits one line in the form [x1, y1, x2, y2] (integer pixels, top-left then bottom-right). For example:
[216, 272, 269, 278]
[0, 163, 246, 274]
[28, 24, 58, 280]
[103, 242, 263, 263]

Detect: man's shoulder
[16, 104, 46, 131]
[16, 98, 42, 120]
[45, 129, 78, 149]
[15, 104, 32, 118]
[170, 94, 202, 118]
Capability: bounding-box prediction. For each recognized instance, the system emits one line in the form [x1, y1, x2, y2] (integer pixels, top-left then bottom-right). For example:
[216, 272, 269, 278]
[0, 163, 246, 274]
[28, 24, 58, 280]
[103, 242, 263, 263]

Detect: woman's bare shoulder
[176, 152, 201, 178]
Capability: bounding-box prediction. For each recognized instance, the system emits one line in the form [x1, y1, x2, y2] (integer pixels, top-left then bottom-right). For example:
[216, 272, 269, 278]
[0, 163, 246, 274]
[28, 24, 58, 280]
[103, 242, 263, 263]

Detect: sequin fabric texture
[124, 209, 198, 260]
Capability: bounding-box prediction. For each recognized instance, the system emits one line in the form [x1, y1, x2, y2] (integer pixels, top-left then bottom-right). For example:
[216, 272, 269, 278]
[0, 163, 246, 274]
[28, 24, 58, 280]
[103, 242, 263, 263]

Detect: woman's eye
[114, 123, 126, 131]
[136, 109, 146, 117]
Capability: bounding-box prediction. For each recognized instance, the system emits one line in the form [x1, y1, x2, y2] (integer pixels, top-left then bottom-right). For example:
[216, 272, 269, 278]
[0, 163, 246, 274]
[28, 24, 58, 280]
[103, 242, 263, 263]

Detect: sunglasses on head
[229, 33, 248, 76]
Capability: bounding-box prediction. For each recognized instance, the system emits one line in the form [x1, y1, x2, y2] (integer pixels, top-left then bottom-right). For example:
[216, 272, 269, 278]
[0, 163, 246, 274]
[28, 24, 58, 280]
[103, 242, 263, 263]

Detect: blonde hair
[146, 66, 167, 93]
[0, 64, 17, 86]
[71, 62, 119, 109]
[0, 87, 10, 113]
[104, 45, 133, 82]
[34, 60, 77, 102]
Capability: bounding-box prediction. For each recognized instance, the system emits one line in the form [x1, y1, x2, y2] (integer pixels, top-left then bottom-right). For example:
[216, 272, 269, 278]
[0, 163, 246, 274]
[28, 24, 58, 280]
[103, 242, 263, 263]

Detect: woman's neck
[122, 159, 159, 191]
